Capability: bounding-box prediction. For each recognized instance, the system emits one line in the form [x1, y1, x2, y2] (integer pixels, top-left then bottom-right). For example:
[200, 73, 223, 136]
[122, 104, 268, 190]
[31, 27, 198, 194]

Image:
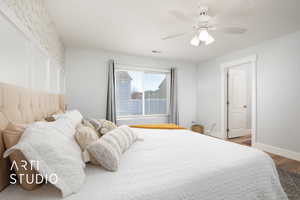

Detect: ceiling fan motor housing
[197, 6, 211, 28]
[198, 5, 209, 15]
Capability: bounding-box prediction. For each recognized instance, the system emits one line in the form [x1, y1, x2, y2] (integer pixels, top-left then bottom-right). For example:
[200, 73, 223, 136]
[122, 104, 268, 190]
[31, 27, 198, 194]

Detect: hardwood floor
[228, 135, 300, 174]
[228, 135, 252, 146]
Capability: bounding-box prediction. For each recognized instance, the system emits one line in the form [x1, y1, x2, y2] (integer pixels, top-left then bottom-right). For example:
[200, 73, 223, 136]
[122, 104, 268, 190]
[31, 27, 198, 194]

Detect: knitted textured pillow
[87, 125, 138, 171]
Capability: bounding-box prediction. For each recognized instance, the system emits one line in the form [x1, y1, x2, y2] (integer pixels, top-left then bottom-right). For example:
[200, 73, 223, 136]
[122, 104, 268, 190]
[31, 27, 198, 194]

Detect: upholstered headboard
[0, 83, 65, 191]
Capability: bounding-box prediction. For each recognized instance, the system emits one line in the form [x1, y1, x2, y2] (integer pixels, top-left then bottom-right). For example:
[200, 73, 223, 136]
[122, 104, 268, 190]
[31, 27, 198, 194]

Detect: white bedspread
[0, 129, 287, 200]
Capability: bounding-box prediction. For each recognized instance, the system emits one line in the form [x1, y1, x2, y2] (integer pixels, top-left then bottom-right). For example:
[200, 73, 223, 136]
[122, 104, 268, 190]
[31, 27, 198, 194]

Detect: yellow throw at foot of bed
[129, 123, 186, 130]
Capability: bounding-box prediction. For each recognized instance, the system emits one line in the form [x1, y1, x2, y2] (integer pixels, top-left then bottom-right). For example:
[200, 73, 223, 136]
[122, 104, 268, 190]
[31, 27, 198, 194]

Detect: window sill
[117, 114, 169, 120]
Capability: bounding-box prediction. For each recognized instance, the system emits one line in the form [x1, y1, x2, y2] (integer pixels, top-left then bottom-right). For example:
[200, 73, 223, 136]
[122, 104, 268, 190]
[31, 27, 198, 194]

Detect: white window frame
[115, 65, 171, 119]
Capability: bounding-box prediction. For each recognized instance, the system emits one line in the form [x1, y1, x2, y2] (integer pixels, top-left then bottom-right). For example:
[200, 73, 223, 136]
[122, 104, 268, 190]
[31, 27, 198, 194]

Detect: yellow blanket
[129, 123, 186, 130]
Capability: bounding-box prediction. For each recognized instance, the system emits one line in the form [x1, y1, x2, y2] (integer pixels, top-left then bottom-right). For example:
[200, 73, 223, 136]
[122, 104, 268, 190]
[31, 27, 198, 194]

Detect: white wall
[65, 48, 198, 128]
[0, 12, 63, 94]
[197, 30, 300, 153]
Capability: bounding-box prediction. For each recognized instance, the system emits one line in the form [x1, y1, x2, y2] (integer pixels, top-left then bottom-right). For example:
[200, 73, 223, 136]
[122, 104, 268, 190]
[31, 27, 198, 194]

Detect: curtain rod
[115, 62, 172, 73]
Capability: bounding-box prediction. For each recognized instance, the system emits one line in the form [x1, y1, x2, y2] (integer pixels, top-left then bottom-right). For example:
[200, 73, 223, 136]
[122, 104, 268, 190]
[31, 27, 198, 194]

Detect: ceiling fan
[162, 5, 248, 47]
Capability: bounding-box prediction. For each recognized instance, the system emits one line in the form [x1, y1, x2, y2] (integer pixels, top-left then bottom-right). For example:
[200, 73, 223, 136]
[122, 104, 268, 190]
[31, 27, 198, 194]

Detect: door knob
[243, 105, 247, 108]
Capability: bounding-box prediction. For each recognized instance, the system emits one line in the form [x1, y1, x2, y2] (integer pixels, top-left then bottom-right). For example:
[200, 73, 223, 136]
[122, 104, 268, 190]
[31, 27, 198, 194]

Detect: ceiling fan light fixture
[190, 29, 214, 47]
[198, 29, 209, 42]
[190, 35, 200, 46]
[205, 34, 215, 45]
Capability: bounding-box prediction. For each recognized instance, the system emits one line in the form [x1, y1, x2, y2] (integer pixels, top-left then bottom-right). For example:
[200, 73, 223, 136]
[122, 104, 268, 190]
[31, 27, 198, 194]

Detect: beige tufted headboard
[0, 82, 65, 191]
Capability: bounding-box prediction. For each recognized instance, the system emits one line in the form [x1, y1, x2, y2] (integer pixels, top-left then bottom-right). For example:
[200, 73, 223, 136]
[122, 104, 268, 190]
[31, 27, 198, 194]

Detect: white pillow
[56, 110, 83, 127]
[87, 125, 138, 171]
[4, 118, 85, 198]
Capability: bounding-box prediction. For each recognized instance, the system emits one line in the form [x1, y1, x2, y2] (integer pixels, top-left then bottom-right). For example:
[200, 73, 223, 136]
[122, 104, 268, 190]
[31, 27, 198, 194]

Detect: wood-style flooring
[228, 135, 300, 174]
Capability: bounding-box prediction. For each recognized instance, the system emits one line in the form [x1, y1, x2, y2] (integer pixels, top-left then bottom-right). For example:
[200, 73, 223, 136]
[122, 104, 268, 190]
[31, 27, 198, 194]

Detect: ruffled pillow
[99, 120, 117, 134]
[89, 119, 117, 135]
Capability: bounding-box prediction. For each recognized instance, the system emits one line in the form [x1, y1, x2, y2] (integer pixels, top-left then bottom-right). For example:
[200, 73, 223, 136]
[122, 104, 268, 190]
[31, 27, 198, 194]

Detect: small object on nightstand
[192, 124, 204, 134]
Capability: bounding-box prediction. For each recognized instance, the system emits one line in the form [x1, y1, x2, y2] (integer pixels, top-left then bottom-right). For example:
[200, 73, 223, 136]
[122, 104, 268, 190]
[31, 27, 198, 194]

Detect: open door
[227, 65, 249, 138]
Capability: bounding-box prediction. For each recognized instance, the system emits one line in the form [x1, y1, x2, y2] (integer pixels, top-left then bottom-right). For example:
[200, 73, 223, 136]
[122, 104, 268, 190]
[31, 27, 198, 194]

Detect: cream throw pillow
[75, 124, 99, 164]
[82, 119, 95, 130]
[6, 122, 27, 132]
[87, 125, 138, 171]
[88, 119, 102, 133]
[75, 125, 99, 151]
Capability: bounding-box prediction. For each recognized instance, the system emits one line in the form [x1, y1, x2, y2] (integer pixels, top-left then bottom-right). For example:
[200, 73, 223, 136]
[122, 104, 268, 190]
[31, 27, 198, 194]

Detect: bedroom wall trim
[254, 143, 300, 162]
[220, 55, 257, 145]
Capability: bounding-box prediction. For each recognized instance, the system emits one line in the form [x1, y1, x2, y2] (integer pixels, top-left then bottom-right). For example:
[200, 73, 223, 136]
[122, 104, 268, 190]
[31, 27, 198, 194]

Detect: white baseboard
[254, 143, 300, 162]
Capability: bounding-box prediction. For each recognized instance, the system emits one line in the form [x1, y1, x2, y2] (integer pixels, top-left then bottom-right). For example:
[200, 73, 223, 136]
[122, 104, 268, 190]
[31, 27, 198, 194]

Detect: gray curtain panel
[106, 60, 117, 123]
[169, 68, 179, 125]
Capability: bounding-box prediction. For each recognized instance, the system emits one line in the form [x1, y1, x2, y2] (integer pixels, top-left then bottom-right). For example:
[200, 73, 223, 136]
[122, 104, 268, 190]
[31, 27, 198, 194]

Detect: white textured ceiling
[45, 0, 300, 63]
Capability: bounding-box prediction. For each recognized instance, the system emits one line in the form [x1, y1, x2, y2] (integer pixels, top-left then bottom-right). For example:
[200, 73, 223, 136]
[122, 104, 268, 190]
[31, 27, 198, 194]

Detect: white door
[227, 65, 249, 138]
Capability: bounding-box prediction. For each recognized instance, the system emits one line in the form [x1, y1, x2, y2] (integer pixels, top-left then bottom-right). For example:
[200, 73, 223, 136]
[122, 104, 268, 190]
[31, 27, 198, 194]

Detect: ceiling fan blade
[207, 25, 217, 31]
[218, 27, 247, 34]
[161, 32, 187, 40]
[168, 10, 193, 22]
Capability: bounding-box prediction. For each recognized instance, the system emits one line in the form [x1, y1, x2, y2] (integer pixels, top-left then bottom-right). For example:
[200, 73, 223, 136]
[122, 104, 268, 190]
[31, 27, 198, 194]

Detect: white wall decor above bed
[0, 0, 65, 66]
[0, 0, 65, 94]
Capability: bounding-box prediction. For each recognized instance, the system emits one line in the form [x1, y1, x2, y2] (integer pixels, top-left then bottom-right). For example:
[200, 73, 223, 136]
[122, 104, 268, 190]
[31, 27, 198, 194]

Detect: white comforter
[0, 129, 287, 200]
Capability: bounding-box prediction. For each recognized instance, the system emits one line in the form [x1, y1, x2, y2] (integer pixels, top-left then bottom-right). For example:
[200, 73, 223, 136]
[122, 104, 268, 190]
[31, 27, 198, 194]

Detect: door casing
[220, 55, 257, 146]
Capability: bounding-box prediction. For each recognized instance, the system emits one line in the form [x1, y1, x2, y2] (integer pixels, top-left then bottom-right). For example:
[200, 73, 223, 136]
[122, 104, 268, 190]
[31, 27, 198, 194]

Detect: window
[116, 68, 170, 118]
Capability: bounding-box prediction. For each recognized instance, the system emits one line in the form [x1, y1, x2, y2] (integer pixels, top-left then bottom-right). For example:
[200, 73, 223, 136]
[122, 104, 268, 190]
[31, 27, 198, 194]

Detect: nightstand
[191, 124, 204, 134]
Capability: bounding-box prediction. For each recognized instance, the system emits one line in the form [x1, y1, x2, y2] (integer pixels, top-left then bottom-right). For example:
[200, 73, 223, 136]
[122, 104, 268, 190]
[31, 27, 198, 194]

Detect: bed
[0, 127, 287, 200]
